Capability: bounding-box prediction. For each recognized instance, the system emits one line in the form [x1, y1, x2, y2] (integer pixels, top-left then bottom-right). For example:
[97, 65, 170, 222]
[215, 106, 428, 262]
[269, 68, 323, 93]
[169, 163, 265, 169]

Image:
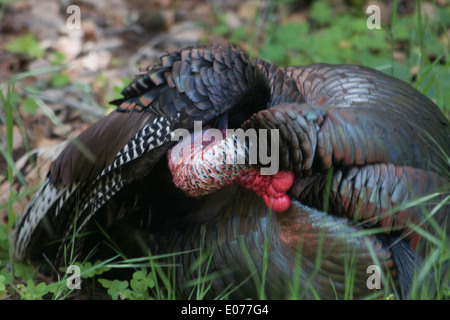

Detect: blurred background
[0, 0, 449, 184]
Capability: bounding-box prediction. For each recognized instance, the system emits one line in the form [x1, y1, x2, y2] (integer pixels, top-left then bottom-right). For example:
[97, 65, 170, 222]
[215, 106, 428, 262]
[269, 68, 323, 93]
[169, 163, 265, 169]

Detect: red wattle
[271, 171, 295, 193]
[263, 194, 292, 213]
[238, 169, 294, 213]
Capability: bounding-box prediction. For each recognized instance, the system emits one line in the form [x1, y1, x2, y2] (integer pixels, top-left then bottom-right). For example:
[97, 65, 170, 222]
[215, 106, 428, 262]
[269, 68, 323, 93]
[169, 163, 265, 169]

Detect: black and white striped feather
[14, 115, 179, 261]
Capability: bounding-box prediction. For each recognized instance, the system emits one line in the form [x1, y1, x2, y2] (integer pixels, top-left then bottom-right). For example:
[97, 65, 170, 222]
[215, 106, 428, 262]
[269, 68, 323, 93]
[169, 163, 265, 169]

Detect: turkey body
[13, 43, 449, 299]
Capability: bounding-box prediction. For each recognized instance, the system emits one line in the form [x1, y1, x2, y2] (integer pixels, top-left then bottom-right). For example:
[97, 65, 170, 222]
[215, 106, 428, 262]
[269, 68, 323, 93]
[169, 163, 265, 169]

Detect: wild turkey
[13, 43, 449, 299]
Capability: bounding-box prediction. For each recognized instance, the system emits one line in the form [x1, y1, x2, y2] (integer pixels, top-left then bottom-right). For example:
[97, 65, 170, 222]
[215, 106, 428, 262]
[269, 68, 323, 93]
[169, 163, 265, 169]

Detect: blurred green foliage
[211, 0, 450, 114]
[5, 33, 45, 59]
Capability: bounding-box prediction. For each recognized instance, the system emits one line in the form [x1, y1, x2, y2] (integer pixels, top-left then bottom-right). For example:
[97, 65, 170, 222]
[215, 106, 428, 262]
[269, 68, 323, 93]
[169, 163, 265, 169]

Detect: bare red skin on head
[168, 129, 295, 213]
[238, 169, 294, 213]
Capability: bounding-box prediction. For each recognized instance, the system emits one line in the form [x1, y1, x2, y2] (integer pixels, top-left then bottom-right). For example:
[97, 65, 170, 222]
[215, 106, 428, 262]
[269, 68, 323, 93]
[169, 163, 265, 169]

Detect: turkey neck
[141, 159, 239, 231]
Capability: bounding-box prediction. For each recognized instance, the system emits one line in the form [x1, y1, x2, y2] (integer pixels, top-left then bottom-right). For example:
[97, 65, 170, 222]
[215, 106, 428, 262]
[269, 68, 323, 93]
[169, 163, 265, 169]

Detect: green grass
[1, 0, 449, 300]
[209, 0, 450, 116]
